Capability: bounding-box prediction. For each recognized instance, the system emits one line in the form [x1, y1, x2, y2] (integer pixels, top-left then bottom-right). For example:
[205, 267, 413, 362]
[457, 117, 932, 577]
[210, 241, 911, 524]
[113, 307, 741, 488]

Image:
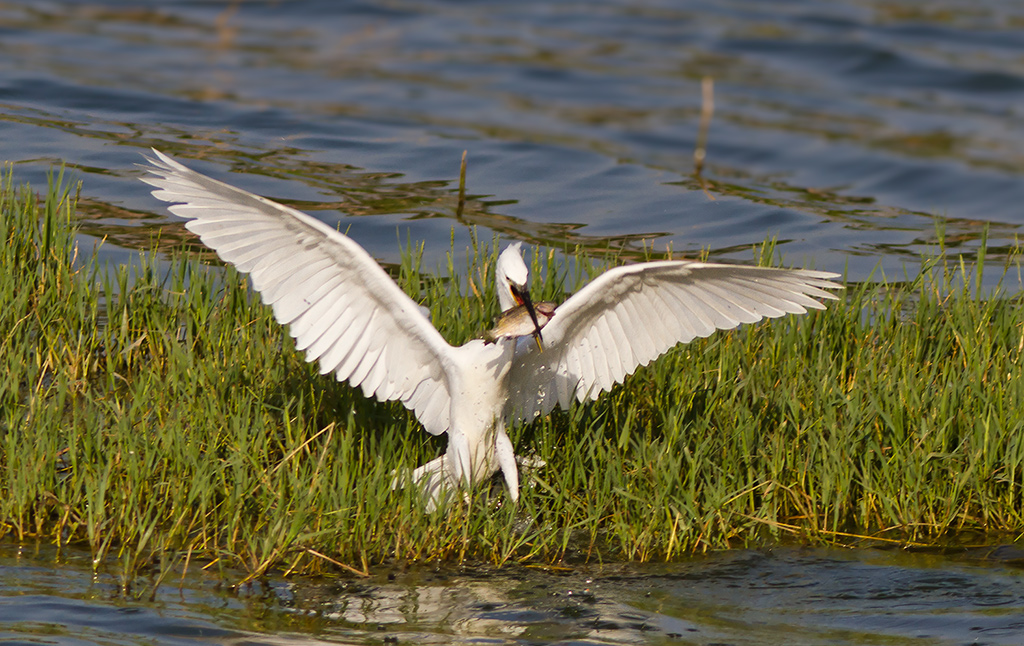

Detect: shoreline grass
[2, 168, 1023, 586]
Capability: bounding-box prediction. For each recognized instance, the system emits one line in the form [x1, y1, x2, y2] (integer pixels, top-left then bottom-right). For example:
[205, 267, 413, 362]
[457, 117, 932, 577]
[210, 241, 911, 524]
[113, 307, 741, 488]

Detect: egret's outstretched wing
[505, 260, 841, 423]
[140, 149, 455, 435]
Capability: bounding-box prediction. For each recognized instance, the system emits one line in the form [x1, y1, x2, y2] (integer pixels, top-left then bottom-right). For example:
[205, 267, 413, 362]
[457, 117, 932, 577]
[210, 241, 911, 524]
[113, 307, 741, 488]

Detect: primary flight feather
[140, 149, 841, 510]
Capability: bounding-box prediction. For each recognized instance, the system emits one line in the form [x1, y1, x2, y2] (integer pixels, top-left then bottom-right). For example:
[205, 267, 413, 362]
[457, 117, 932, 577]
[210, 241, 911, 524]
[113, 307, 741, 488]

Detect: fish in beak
[484, 299, 556, 349]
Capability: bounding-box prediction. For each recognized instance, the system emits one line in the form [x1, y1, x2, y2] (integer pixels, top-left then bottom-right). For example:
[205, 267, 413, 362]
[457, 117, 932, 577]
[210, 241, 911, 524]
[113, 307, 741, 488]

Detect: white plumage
[505, 259, 840, 423]
[140, 149, 841, 510]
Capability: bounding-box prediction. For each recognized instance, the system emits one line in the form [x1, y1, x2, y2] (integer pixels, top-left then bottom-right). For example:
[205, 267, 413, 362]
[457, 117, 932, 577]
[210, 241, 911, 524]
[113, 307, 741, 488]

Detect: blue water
[2, 542, 1024, 646]
[3, 1, 1024, 644]
[2, 1, 1024, 282]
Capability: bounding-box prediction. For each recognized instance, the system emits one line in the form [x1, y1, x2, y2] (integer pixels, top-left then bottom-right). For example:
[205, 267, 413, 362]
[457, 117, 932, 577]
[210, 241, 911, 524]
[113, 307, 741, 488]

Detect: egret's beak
[512, 284, 544, 351]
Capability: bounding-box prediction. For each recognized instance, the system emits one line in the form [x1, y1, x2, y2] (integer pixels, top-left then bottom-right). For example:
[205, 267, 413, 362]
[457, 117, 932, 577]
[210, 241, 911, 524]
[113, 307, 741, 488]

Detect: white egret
[140, 150, 841, 510]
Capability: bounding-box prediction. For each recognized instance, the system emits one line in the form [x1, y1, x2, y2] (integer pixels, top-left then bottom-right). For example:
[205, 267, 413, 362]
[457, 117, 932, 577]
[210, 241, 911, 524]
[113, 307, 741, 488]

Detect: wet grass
[2, 168, 1023, 587]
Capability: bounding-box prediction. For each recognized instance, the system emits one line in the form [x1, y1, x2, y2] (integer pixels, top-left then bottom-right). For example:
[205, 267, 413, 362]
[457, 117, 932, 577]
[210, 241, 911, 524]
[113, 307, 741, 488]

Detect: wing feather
[302, 291, 357, 359]
[620, 296, 656, 364]
[268, 265, 341, 324]
[507, 260, 841, 422]
[686, 284, 738, 328]
[592, 316, 617, 391]
[309, 302, 361, 360]
[140, 150, 455, 435]
[674, 285, 719, 334]
[316, 308, 363, 372]
[604, 304, 637, 377]
[661, 287, 702, 343]
[688, 282, 763, 323]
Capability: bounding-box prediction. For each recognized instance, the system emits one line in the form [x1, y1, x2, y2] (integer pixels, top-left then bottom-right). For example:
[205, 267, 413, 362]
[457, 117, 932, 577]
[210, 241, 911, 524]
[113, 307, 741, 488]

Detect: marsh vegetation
[2, 169, 1022, 585]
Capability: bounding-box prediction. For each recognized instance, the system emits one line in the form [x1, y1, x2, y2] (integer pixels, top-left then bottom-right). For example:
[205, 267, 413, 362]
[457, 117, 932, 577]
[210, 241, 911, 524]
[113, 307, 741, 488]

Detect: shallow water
[2, 1, 1024, 283]
[3, 542, 1024, 646]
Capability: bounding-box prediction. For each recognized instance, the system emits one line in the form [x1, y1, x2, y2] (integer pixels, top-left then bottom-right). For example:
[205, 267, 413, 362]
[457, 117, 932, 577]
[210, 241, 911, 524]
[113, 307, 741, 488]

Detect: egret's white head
[496, 243, 530, 312]
[496, 242, 544, 345]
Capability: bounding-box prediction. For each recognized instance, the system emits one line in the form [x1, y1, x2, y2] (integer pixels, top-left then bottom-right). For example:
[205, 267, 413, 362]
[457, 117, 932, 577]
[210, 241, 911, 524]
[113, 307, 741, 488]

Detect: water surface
[2, 1, 1024, 283]
[3, 542, 1024, 646]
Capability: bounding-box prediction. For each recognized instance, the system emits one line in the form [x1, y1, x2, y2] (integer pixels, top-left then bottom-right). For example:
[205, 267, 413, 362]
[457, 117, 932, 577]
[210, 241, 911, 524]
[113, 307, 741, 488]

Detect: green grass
[2, 167, 1023, 589]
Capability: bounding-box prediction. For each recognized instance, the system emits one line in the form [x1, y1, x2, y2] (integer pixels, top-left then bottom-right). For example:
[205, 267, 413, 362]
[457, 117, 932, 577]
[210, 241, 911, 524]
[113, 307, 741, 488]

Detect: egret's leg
[446, 431, 475, 489]
[494, 428, 520, 503]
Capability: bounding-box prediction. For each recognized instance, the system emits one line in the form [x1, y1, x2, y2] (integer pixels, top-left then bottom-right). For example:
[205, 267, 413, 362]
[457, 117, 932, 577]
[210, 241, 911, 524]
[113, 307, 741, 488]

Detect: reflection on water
[1, 1, 1023, 284]
[2, 542, 1024, 646]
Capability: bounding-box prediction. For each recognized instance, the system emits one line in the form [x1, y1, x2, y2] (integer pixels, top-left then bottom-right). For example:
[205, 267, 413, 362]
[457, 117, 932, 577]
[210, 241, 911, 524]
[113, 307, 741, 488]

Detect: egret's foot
[395, 453, 543, 511]
[516, 455, 546, 469]
[391, 455, 454, 512]
[514, 454, 546, 490]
